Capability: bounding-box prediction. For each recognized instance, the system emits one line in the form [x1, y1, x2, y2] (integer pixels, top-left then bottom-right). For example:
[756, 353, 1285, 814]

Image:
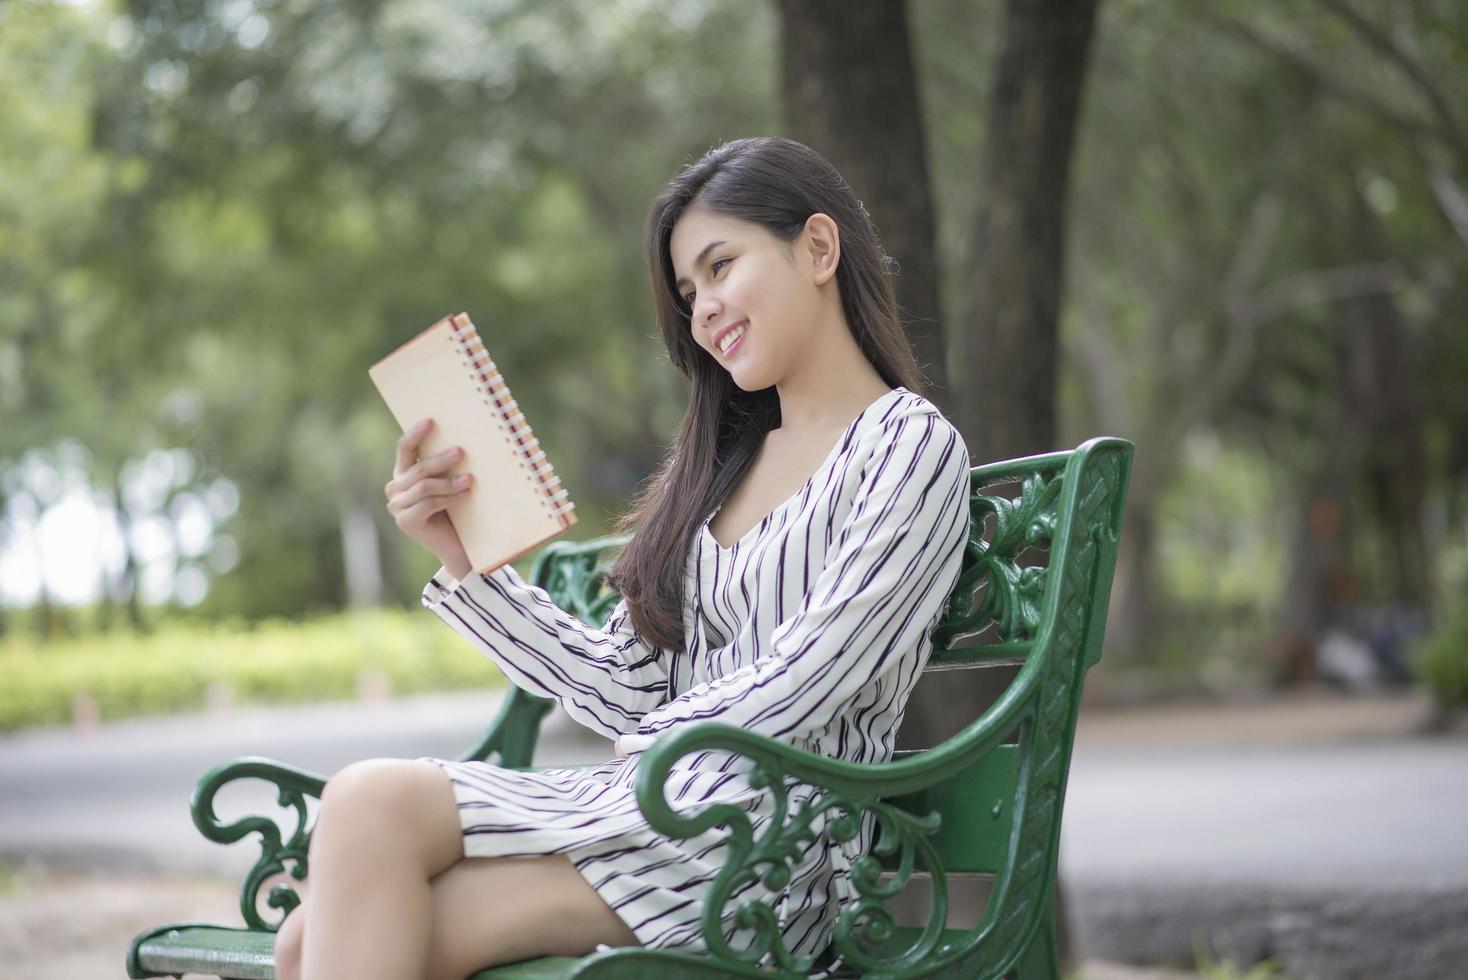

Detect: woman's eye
[681, 259, 730, 307]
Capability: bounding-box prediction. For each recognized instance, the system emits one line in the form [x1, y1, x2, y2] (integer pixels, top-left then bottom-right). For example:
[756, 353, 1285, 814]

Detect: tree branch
[1252, 261, 1402, 325]
[1311, 0, 1468, 165]
[1174, 194, 1280, 433]
[1203, 11, 1449, 147]
[1428, 166, 1468, 251]
[1063, 316, 1129, 435]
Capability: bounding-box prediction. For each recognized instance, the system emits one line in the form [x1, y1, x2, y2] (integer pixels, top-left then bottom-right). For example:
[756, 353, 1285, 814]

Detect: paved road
[3, 689, 1464, 977]
[1061, 735, 1468, 892]
[1059, 699, 1468, 978]
[0, 689, 612, 881]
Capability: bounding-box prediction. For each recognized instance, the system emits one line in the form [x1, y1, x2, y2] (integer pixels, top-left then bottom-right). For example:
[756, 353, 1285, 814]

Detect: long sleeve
[629, 408, 971, 748]
[423, 561, 670, 741]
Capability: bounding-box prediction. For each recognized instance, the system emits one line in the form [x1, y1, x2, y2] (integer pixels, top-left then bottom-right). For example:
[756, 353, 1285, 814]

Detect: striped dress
[417, 385, 971, 975]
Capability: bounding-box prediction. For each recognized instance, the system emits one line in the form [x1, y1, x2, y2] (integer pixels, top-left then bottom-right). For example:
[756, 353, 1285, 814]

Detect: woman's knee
[319, 758, 408, 813]
[313, 758, 463, 873]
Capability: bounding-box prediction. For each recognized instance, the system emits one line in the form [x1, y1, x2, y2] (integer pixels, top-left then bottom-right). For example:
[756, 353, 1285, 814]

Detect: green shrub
[0, 608, 507, 731]
[1418, 600, 1468, 711]
[1194, 933, 1289, 978]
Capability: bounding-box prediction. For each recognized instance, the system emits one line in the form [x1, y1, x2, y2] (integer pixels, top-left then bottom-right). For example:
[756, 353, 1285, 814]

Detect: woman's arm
[624, 409, 971, 751]
[423, 563, 670, 741]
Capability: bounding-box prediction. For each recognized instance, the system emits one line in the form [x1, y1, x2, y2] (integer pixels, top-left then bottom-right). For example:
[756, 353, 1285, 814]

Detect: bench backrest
[860, 437, 1132, 975]
[488, 437, 1133, 975]
[881, 435, 1131, 862]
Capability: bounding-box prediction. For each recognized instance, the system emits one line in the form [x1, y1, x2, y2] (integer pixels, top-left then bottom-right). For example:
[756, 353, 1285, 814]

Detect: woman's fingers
[392, 418, 461, 479]
[391, 473, 471, 519]
[422, 444, 463, 476]
[394, 417, 434, 475]
[394, 484, 467, 531]
[395, 473, 471, 510]
[387, 433, 464, 501]
[400, 445, 463, 489]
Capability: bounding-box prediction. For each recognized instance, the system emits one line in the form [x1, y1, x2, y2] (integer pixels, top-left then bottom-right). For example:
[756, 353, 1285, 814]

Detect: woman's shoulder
[863, 388, 970, 464]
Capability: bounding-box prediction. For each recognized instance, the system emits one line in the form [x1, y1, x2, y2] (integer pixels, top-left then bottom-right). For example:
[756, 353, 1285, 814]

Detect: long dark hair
[605, 136, 925, 651]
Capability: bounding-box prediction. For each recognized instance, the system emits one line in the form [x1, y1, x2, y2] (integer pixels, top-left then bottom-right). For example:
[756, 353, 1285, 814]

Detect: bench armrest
[630, 717, 1022, 977]
[631, 605, 1051, 820]
[191, 756, 327, 930]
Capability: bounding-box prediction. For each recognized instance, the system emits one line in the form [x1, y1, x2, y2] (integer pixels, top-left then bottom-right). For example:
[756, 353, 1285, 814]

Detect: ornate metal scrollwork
[823, 796, 947, 974]
[694, 758, 822, 976]
[685, 755, 949, 978]
[527, 535, 630, 626]
[937, 468, 1065, 648]
[177, 538, 634, 934]
[190, 759, 325, 931]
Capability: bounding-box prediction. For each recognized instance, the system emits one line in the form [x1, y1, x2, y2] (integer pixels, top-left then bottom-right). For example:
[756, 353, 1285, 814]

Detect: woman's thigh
[420, 852, 641, 979]
[278, 758, 643, 978]
[276, 851, 644, 980]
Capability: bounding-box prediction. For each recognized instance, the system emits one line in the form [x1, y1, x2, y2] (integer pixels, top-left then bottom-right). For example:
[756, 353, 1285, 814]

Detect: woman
[275, 136, 972, 980]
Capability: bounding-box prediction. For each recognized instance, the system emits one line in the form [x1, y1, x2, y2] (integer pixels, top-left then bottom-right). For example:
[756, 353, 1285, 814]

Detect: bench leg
[1014, 904, 1060, 980]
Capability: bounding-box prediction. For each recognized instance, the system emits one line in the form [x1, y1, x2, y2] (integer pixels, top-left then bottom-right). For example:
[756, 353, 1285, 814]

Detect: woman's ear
[802, 213, 841, 287]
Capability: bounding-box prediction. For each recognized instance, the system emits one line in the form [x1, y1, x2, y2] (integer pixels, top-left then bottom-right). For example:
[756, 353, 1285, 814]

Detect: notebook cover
[368, 312, 577, 575]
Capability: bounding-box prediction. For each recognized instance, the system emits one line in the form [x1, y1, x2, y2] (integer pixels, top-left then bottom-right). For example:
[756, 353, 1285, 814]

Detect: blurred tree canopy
[3, 0, 1465, 688]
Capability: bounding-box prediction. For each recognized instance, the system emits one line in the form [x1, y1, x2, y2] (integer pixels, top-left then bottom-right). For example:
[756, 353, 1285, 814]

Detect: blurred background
[2, 0, 1465, 977]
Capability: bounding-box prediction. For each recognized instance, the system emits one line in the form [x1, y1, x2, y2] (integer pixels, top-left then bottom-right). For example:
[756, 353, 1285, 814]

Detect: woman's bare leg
[426, 851, 640, 978]
[274, 758, 640, 980]
[277, 853, 640, 980]
[296, 758, 467, 980]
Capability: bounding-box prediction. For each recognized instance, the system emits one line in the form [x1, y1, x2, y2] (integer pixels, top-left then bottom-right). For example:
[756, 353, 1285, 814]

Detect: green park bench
[126, 435, 1133, 979]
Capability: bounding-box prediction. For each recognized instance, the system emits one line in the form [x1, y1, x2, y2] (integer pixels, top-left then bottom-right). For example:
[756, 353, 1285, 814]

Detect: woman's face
[669, 207, 827, 391]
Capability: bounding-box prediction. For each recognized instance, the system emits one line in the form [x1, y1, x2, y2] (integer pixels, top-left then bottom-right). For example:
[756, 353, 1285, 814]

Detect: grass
[1195, 933, 1289, 979]
[0, 606, 507, 731]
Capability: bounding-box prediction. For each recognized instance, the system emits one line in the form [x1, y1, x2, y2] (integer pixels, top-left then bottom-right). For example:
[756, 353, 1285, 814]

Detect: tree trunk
[109, 476, 150, 634]
[339, 492, 386, 608]
[777, 0, 1099, 966]
[1276, 190, 1433, 681]
[963, 0, 1099, 462]
[893, 0, 1101, 787]
[777, 0, 949, 405]
[1278, 278, 1372, 658]
[916, 0, 1102, 969]
[1351, 195, 1431, 611]
[1108, 497, 1159, 661]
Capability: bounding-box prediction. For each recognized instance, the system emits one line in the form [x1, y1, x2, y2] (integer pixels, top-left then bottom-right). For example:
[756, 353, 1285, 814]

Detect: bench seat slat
[132, 925, 588, 979]
[130, 922, 971, 979]
[132, 926, 275, 980]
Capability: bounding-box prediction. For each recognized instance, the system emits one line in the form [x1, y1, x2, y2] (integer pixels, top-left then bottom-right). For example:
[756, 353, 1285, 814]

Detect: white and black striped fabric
[417, 386, 971, 975]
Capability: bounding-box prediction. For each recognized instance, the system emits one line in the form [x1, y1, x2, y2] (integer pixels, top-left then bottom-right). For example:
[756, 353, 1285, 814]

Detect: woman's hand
[614, 733, 653, 759]
[385, 417, 472, 575]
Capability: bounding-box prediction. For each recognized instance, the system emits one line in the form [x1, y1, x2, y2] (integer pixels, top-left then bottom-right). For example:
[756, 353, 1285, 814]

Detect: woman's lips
[718, 322, 748, 359]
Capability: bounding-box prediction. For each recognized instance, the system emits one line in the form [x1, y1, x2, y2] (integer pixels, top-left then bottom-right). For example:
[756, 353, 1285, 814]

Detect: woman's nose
[694, 296, 722, 331]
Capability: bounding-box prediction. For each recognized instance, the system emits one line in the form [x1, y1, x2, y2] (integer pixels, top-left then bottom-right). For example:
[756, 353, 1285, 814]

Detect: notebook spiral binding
[446, 313, 576, 527]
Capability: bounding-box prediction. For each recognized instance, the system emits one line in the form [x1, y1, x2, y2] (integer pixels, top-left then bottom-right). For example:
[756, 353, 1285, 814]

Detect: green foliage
[0, 607, 505, 731]
[1194, 933, 1290, 979]
[1, 0, 779, 627]
[2, 0, 1466, 698]
[0, 856, 21, 898]
[1418, 601, 1468, 711]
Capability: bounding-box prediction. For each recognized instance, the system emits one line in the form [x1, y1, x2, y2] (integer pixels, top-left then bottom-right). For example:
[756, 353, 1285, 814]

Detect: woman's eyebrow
[674, 240, 727, 290]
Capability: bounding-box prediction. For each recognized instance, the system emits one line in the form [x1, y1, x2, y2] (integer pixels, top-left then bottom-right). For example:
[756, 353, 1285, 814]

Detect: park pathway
[1, 686, 1462, 978]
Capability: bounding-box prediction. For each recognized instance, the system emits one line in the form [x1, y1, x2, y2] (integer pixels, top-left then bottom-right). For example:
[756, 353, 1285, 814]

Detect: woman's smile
[719, 323, 749, 359]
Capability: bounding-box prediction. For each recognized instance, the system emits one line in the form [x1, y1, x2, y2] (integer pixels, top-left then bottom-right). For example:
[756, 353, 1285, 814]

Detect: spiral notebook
[368, 311, 577, 575]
